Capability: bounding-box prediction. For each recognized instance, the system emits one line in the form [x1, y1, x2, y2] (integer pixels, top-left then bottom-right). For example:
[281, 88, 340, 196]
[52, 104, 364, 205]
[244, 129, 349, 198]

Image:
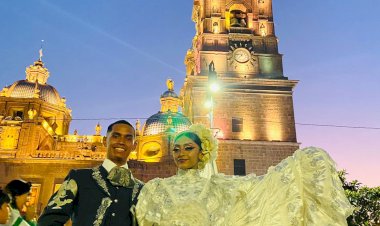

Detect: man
[38, 120, 144, 226]
[0, 190, 11, 224]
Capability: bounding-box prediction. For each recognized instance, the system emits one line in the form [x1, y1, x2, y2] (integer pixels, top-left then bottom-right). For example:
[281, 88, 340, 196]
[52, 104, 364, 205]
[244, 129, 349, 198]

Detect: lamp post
[207, 61, 219, 129]
[205, 61, 220, 175]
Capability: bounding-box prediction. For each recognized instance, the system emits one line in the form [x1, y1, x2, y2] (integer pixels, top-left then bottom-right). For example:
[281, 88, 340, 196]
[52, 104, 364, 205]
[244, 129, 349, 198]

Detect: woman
[3, 180, 36, 226]
[136, 124, 353, 225]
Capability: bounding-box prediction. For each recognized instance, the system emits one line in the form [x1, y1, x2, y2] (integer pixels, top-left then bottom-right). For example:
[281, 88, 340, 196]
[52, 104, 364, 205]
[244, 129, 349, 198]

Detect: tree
[339, 170, 380, 226]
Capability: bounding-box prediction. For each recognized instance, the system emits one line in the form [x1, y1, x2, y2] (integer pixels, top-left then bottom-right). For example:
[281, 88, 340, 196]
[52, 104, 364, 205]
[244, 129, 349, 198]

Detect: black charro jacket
[38, 165, 143, 226]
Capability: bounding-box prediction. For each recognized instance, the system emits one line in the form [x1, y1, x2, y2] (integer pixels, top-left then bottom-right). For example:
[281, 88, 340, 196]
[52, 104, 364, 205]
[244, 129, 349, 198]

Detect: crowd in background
[0, 179, 36, 226]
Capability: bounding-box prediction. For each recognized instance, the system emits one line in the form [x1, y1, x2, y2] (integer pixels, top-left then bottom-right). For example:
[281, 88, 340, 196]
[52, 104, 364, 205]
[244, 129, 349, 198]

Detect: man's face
[0, 203, 10, 224]
[106, 124, 136, 166]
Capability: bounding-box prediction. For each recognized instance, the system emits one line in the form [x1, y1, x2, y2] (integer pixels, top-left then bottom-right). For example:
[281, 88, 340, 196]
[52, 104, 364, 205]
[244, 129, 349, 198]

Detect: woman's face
[15, 192, 29, 211]
[173, 136, 202, 170]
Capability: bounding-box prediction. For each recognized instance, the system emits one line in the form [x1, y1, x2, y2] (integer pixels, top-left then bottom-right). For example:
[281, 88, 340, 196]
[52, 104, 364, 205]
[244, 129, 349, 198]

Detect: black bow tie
[107, 166, 135, 188]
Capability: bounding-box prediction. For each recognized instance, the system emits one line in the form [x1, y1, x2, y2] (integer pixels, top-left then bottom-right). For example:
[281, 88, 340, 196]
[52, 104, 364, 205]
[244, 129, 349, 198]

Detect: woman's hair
[0, 189, 10, 206]
[4, 179, 31, 209]
[173, 124, 218, 169]
[174, 132, 202, 149]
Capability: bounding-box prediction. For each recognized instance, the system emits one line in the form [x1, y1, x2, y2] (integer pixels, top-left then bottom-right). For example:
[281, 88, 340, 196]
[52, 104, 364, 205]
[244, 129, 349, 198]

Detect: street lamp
[207, 61, 218, 129]
[209, 82, 220, 92]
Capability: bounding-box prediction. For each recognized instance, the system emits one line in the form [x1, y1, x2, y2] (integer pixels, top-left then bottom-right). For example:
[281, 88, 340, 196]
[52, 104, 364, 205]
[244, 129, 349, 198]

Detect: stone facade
[217, 140, 299, 175]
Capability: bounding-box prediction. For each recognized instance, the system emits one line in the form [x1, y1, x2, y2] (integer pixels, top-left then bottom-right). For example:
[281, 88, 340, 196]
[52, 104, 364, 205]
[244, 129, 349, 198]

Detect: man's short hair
[107, 120, 135, 135]
[0, 189, 10, 206]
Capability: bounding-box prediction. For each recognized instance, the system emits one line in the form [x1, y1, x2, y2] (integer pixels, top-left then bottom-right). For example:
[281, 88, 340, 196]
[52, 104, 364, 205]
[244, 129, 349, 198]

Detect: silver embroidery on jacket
[48, 179, 78, 209]
[93, 197, 112, 226]
[92, 166, 110, 196]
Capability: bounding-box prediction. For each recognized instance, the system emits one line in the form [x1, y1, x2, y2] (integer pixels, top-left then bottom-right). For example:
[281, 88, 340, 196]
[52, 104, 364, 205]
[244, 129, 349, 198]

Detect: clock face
[233, 48, 250, 63]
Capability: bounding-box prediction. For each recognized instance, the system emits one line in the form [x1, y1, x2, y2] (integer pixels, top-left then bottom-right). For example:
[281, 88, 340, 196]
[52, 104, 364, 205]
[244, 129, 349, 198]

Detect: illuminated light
[204, 99, 213, 108]
[209, 83, 220, 92]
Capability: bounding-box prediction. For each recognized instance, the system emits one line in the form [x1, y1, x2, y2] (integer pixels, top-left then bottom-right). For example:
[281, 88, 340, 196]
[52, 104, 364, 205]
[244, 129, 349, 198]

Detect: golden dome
[6, 80, 62, 105]
[1, 55, 66, 106]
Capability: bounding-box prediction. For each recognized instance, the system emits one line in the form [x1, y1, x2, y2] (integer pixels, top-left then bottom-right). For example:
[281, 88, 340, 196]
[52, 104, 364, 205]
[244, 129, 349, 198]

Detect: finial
[166, 79, 174, 91]
[95, 122, 102, 135]
[135, 119, 141, 136]
[39, 40, 44, 61]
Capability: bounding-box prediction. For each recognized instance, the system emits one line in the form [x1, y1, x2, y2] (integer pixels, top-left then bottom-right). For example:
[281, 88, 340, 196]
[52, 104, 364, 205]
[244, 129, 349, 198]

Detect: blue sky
[1, 0, 379, 187]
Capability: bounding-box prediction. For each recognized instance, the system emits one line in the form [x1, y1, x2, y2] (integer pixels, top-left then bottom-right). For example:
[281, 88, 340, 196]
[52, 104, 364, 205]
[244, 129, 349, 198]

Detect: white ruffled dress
[135, 147, 353, 226]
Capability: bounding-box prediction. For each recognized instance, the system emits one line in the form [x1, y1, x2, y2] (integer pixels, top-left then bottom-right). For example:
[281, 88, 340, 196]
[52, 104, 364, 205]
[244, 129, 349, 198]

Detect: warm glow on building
[242, 130, 253, 140]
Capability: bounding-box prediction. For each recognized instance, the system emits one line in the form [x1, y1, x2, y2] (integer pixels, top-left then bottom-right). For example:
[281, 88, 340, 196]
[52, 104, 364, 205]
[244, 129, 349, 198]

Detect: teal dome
[143, 111, 191, 136]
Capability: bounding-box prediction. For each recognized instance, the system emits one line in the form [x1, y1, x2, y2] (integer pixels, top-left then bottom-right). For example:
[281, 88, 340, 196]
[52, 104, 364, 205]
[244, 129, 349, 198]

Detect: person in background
[0, 190, 11, 224]
[2, 179, 36, 226]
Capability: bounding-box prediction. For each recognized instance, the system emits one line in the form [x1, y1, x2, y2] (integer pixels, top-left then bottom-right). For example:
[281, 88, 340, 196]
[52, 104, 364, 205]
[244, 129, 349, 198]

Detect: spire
[95, 122, 102, 135]
[25, 43, 50, 85]
[135, 119, 141, 136]
[39, 40, 44, 61]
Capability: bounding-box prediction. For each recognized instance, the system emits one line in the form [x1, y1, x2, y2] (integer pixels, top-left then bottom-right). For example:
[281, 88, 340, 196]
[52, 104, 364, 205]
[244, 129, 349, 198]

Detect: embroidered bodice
[136, 147, 353, 226]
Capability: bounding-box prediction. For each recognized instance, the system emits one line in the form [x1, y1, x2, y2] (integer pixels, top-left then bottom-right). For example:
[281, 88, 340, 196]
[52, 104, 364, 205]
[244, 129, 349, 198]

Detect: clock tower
[185, 0, 283, 79]
[182, 0, 299, 175]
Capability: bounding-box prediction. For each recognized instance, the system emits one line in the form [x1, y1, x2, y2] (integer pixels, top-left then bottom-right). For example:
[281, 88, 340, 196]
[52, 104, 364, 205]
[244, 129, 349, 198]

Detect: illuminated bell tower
[185, 0, 283, 78]
[182, 0, 299, 175]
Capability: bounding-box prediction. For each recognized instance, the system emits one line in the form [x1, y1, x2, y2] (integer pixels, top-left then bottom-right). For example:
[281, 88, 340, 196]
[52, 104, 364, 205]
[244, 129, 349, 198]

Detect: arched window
[213, 22, 219, 33]
[230, 10, 247, 27]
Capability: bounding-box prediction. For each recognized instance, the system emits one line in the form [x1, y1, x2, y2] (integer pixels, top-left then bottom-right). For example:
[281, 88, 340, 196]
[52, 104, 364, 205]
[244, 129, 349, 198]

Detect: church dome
[160, 90, 178, 98]
[0, 54, 66, 106]
[7, 80, 62, 105]
[143, 111, 191, 136]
